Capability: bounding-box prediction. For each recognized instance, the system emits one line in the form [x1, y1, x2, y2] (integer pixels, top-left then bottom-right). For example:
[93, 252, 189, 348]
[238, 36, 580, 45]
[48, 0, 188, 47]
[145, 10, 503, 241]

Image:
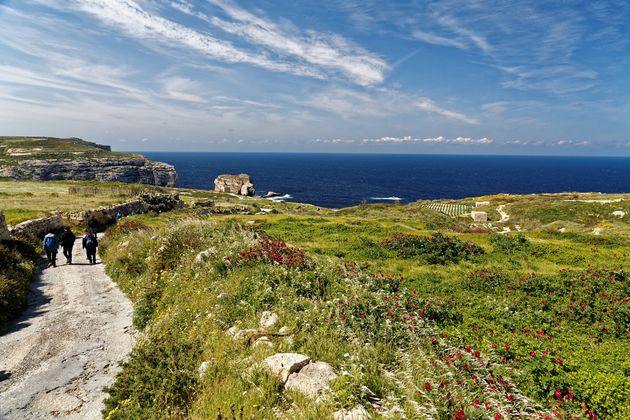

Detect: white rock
[279, 326, 289, 334]
[260, 311, 279, 328]
[612, 210, 626, 218]
[333, 405, 370, 420]
[285, 361, 338, 398]
[262, 353, 310, 383]
[198, 361, 210, 377]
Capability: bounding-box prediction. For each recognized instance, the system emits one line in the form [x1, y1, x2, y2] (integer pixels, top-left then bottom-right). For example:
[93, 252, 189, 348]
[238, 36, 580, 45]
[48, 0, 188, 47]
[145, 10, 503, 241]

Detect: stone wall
[0, 212, 11, 240]
[10, 214, 65, 238]
[9, 194, 182, 239]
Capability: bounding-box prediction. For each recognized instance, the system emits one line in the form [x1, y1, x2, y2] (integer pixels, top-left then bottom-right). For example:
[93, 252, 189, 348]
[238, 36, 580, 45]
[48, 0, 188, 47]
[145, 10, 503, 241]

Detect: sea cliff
[0, 137, 177, 187]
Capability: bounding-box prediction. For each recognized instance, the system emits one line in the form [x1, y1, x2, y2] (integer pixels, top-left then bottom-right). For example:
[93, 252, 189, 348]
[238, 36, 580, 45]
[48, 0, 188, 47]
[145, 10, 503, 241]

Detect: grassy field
[95, 191, 628, 419]
[0, 136, 135, 165]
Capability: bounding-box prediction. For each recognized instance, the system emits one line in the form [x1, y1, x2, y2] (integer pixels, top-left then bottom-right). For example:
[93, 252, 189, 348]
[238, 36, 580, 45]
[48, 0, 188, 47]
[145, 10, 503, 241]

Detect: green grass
[0, 136, 136, 165]
[99, 192, 629, 419]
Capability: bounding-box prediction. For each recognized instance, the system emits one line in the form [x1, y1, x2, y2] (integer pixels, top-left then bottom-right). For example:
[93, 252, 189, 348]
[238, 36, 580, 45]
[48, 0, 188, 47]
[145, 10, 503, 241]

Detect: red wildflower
[474, 350, 481, 358]
[495, 413, 501, 420]
[341, 313, 346, 321]
[471, 374, 478, 382]
[555, 389, 562, 401]
[556, 358, 563, 365]
[424, 382, 432, 392]
[530, 351, 537, 358]
[505, 340, 510, 351]
[454, 409, 466, 420]
[474, 400, 480, 409]
[465, 347, 471, 353]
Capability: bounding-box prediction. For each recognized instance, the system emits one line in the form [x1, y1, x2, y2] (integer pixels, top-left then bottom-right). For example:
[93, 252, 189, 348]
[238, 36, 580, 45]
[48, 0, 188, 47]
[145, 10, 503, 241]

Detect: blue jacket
[43, 233, 59, 251]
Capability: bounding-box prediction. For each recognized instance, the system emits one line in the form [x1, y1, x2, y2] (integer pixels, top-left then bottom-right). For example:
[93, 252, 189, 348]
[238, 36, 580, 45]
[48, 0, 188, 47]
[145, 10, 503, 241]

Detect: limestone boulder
[285, 361, 338, 398]
[333, 405, 370, 420]
[214, 174, 255, 196]
[260, 311, 279, 328]
[262, 353, 310, 383]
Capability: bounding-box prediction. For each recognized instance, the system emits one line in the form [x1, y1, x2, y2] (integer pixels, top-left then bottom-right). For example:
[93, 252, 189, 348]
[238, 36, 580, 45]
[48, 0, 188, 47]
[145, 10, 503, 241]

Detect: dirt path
[496, 204, 510, 223]
[0, 239, 135, 419]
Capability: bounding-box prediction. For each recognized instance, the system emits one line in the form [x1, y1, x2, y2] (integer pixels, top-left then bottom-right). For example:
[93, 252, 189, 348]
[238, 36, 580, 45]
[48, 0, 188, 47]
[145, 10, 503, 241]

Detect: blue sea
[141, 153, 630, 208]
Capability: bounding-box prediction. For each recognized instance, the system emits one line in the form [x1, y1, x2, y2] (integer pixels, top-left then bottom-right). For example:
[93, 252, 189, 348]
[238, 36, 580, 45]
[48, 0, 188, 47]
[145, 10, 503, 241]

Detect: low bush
[0, 239, 39, 327]
[381, 232, 484, 264]
[490, 233, 529, 253]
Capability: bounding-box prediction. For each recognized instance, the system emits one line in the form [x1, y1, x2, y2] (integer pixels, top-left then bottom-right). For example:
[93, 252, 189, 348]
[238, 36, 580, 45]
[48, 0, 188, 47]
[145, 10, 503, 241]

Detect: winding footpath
[0, 239, 135, 419]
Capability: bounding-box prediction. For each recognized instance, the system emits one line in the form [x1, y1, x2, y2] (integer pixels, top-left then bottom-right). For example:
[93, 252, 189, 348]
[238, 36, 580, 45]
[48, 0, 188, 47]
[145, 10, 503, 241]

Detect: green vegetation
[0, 136, 135, 165]
[99, 192, 629, 419]
[0, 179, 627, 418]
[0, 238, 39, 327]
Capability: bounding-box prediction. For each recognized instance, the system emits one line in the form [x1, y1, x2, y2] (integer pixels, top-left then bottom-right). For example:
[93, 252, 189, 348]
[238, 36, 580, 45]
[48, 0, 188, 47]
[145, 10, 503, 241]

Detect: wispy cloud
[415, 98, 478, 124]
[363, 135, 492, 145]
[205, 0, 388, 86]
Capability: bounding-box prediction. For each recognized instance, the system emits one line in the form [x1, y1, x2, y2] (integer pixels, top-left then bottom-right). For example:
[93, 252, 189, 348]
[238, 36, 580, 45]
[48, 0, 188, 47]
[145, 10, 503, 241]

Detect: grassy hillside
[0, 136, 135, 165]
[97, 192, 629, 419]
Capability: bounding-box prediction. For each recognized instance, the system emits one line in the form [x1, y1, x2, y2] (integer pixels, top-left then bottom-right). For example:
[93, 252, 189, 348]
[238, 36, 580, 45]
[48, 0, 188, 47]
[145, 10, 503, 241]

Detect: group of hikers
[42, 218, 100, 268]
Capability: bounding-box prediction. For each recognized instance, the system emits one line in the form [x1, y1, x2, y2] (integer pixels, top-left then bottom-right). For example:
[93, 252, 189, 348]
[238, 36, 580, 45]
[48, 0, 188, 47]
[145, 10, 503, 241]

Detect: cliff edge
[0, 137, 177, 187]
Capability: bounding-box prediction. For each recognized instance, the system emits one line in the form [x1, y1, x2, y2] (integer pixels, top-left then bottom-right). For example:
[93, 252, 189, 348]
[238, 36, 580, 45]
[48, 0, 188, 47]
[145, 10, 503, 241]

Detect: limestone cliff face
[0, 157, 177, 187]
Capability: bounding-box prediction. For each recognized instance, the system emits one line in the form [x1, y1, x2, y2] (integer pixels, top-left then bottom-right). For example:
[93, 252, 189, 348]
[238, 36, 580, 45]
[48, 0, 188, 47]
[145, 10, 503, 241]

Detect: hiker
[88, 217, 98, 237]
[114, 211, 122, 222]
[59, 226, 76, 265]
[43, 232, 59, 267]
[82, 230, 98, 264]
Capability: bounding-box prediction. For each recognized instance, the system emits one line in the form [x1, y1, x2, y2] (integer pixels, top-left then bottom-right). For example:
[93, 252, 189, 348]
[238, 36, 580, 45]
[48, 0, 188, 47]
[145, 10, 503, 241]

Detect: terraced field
[419, 201, 473, 217]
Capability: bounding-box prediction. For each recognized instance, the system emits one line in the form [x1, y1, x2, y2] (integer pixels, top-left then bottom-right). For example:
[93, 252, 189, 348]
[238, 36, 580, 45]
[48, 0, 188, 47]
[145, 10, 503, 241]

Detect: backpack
[44, 236, 55, 251]
[85, 235, 96, 249]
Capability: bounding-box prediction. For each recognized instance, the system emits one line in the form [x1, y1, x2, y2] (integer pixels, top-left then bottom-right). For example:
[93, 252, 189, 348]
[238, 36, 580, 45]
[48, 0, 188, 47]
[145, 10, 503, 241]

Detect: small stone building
[471, 211, 488, 222]
[475, 201, 490, 207]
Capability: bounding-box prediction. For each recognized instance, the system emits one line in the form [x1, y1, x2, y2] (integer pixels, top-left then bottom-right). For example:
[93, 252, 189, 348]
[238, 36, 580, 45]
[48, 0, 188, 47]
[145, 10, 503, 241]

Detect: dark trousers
[86, 249, 97, 264]
[45, 250, 57, 266]
[62, 246, 73, 263]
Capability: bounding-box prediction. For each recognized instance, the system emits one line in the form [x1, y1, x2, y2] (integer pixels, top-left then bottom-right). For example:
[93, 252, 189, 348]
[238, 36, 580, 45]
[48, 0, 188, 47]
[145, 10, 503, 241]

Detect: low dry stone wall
[10, 214, 65, 238]
[0, 212, 11, 240]
[9, 193, 182, 238]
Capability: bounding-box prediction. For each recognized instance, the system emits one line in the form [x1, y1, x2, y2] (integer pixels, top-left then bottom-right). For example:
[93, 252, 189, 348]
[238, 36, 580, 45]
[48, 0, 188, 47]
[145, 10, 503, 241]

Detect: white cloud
[76, 0, 325, 80]
[361, 136, 493, 145]
[176, 0, 389, 86]
[415, 98, 478, 124]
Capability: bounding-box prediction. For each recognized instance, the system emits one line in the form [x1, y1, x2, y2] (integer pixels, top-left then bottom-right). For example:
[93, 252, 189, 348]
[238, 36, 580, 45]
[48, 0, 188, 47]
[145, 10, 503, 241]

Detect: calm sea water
[141, 152, 630, 208]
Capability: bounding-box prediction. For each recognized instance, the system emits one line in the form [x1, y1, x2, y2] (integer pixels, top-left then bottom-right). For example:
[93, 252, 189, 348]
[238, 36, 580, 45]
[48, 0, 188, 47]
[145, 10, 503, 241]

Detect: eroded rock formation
[214, 174, 255, 196]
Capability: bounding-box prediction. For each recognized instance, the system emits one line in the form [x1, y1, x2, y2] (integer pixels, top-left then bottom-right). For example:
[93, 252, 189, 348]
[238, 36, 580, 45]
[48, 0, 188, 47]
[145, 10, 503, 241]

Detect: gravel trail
[0, 239, 135, 419]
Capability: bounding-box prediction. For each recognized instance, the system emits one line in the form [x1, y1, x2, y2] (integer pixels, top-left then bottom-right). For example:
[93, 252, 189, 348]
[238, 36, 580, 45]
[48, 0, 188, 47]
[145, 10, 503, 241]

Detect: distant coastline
[142, 152, 630, 208]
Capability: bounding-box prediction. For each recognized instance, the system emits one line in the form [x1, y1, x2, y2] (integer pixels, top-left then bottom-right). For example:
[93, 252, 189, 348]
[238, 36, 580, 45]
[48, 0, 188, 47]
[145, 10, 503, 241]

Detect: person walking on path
[82, 230, 99, 265]
[42, 232, 59, 267]
[88, 218, 98, 237]
[59, 227, 76, 265]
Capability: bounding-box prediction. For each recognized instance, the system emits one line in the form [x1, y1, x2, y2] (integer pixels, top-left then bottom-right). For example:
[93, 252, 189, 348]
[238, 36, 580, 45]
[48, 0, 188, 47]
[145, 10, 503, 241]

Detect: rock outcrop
[214, 174, 255, 196]
[0, 212, 11, 240]
[0, 157, 177, 187]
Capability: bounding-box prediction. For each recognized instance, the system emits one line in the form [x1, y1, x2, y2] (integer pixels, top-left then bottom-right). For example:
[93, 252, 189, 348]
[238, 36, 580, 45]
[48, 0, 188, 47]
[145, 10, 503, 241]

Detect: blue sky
[1, 0, 629, 155]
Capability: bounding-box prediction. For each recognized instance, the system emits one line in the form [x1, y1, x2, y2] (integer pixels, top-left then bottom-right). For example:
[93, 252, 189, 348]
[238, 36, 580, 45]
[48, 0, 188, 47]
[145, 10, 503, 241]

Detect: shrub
[0, 239, 38, 326]
[490, 234, 529, 253]
[465, 268, 510, 291]
[381, 232, 484, 264]
[103, 326, 202, 419]
[224, 239, 308, 269]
